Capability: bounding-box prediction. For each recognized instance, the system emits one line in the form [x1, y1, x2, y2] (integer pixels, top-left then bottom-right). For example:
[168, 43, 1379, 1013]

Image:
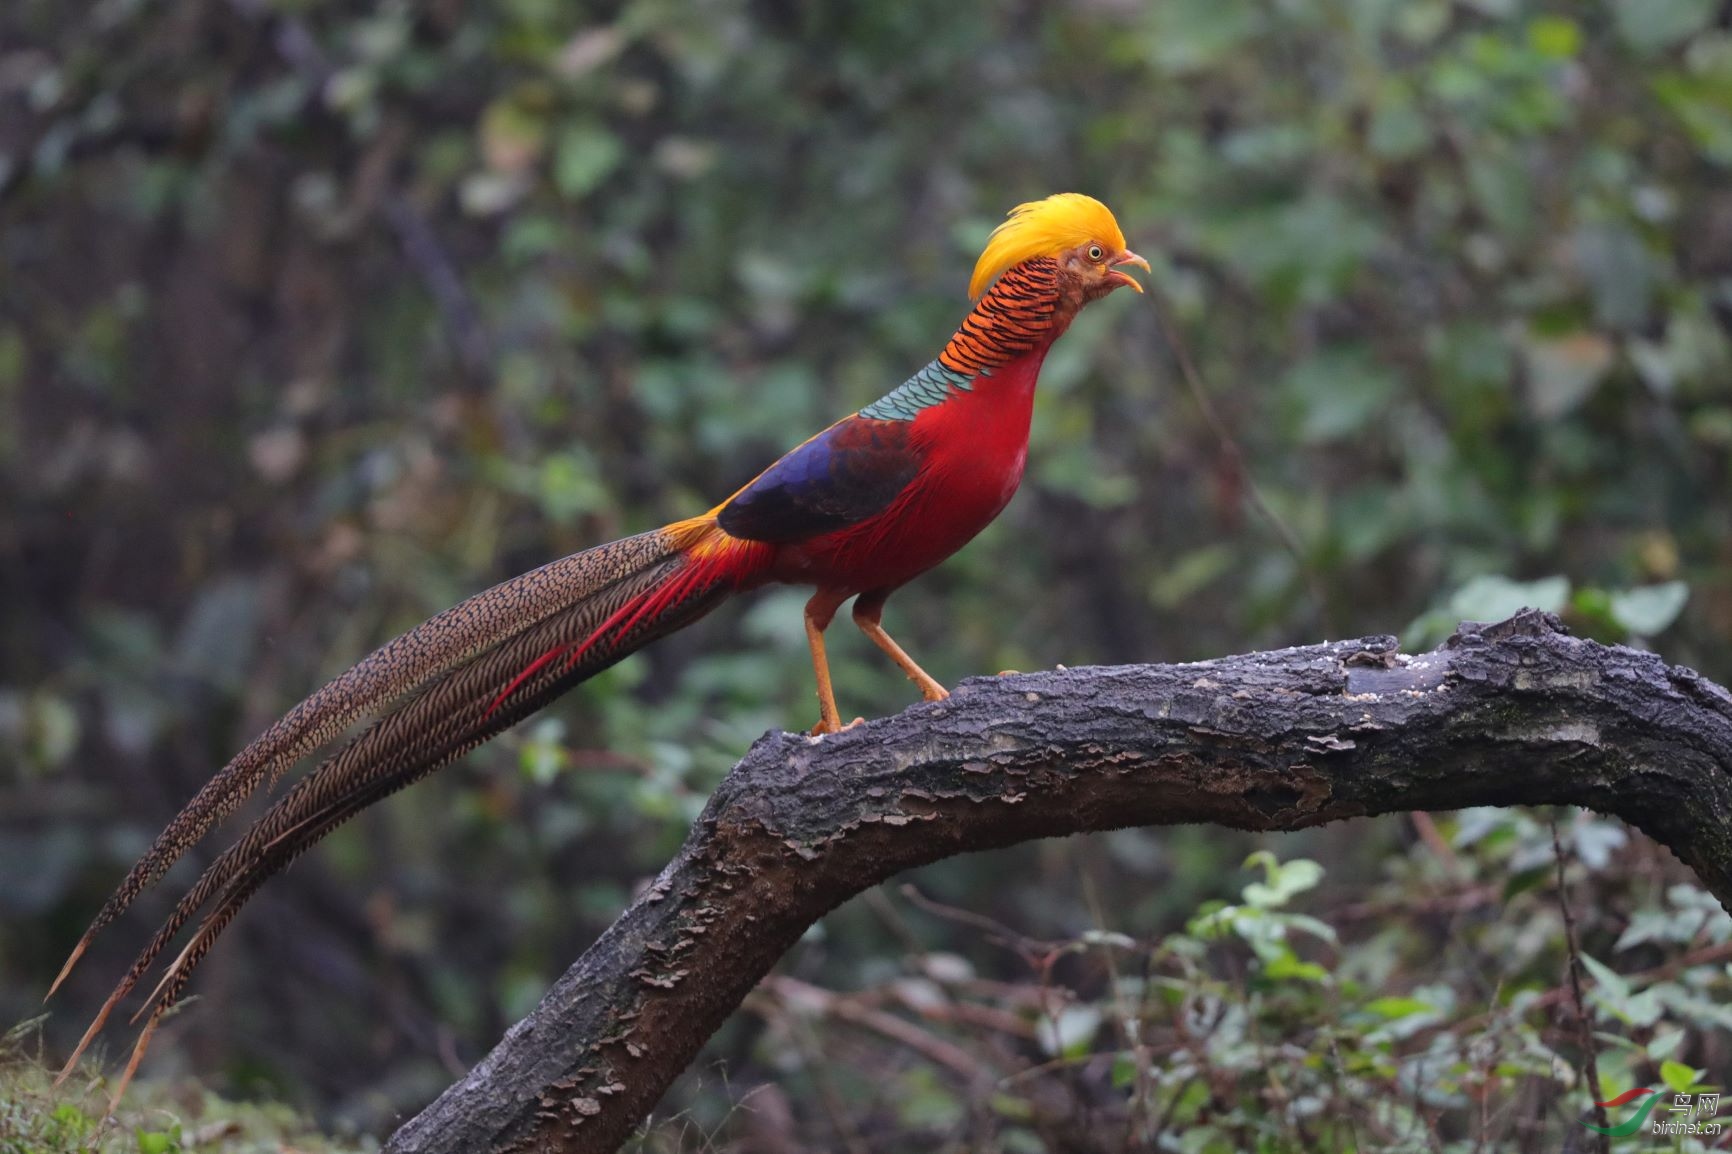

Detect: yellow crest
[968, 193, 1128, 299]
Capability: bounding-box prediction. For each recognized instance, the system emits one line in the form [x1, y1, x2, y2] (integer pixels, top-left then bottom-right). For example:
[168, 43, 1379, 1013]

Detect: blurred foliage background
[3, 0, 1731, 1149]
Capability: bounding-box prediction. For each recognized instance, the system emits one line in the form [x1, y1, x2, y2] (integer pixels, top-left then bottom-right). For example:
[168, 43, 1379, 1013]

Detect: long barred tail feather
[52, 521, 756, 1105]
[46, 529, 683, 1002]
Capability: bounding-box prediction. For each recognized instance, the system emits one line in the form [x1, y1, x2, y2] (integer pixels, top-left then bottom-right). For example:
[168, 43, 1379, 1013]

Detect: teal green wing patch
[859, 360, 975, 421]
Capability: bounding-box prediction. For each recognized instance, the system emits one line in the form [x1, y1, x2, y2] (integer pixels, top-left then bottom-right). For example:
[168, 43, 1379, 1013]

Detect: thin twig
[777, 1006, 870, 1154]
[1552, 818, 1610, 1152]
[225, 0, 494, 384]
[861, 886, 931, 963]
[900, 883, 1058, 957]
[1409, 810, 1465, 877]
[757, 977, 992, 1083]
[1414, 939, 1732, 1043]
[1078, 856, 1157, 1152]
[1143, 287, 1327, 624]
[382, 195, 495, 381]
[1332, 885, 1500, 923]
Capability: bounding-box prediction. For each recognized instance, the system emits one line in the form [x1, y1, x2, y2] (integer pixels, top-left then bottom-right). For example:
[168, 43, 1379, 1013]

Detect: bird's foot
[921, 684, 950, 702]
[809, 716, 866, 736]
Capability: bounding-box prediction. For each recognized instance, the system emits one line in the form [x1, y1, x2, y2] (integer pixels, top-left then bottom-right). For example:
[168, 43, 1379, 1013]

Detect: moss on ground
[0, 1020, 374, 1154]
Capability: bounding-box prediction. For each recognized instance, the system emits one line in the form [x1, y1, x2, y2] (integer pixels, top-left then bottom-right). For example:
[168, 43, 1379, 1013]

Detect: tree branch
[384, 610, 1732, 1154]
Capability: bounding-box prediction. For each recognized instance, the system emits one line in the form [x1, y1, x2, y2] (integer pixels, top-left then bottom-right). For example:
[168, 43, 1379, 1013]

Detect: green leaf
[1579, 953, 1630, 1002]
[1142, 0, 1263, 74]
[1283, 348, 1399, 442]
[1653, 70, 1732, 167]
[1448, 574, 1570, 624]
[1521, 331, 1614, 418]
[1582, 956, 1667, 1027]
[1570, 586, 1621, 638]
[897, 1065, 966, 1129]
[1609, 582, 1689, 636]
[1503, 865, 1552, 901]
[1243, 849, 1277, 876]
[1368, 80, 1431, 159]
[1648, 1029, 1686, 1060]
[1528, 16, 1582, 58]
[1655, 986, 1732, 1032]
[134, 1129, 179, 1154]
[1366, 996, 1435, 1020]
[1572, 224, 1655, 331]
[1615, 909, 1687, 952]
[554, 124, 623, 199]
[1610, 0, 1714, 54]
[1661, 1059, 1700, 1093]
[1149, 544, 1236, 609]
[479, 98, 547, 173]
[1280, 859, 1325, 895]
[49, 1103, 92, 1137]
[1572, 819, 1628, 870]
[518, 719, 569, 785]
[1241, 855, 1324, 908]
[1282, 913, 1339, 945]
[1264, 954, 1328, 982]
[1080, 929, 1138, 950]
[1039, 1005, 1103, 1058]
[1452, 807, 1514, 849]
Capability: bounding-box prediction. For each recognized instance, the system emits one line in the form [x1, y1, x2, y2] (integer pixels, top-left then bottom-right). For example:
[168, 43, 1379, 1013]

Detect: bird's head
[968, 193, 1149, 303]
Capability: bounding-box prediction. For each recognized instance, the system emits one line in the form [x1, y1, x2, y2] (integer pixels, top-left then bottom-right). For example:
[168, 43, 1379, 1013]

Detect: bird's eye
[1087, 244, 1105, 262]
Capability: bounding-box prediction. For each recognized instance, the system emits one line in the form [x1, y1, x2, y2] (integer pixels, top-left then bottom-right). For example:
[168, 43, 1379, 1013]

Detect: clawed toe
[809, 715, 867, 737]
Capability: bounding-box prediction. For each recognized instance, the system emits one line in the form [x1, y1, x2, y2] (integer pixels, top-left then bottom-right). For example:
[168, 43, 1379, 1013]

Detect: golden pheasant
[51, 192, 1147, 1103]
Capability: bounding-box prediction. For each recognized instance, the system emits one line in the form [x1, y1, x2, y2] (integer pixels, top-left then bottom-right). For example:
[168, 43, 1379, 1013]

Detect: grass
[0, 1018, 374, 1154]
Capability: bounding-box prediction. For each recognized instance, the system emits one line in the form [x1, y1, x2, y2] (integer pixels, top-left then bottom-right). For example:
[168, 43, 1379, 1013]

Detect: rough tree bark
[384, 610, 1732, 1154]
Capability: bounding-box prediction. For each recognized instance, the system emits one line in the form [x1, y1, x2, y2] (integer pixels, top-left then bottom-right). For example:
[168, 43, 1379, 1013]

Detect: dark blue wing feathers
[716, 416, 921, 544]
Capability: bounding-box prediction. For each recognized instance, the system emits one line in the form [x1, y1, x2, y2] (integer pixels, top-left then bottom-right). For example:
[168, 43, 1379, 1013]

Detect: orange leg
[804, 589, 850, 734]
[852, 590, 949, 703]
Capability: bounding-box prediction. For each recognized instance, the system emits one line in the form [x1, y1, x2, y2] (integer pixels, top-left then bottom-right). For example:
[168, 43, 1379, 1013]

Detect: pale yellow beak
[1110, 249, 1151, 293]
